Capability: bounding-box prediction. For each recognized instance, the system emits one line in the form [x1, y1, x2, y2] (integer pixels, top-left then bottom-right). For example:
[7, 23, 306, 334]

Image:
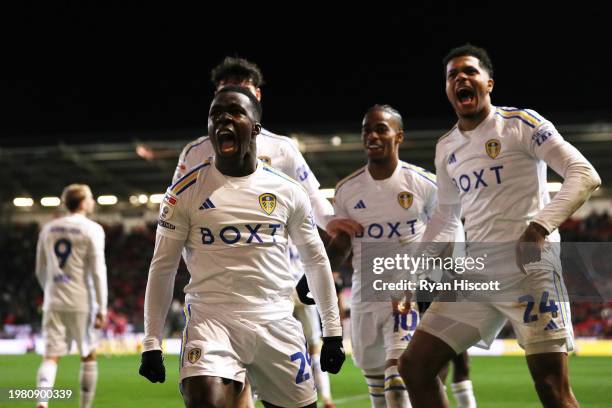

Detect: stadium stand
[1, 214, 611, 341]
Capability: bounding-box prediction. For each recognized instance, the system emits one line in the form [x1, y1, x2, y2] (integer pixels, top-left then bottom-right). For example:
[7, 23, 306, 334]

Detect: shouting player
[398, 44, 601, 407]
[139, 87, 345, 408]
[174, 56, 354, 407]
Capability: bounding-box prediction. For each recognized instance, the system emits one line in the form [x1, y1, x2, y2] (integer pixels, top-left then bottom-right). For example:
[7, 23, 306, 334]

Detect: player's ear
[252, 122, 262, 138]
[396, 130, 404, 144]
[254, 88, 262, 101]
[487, 78, 494, 94]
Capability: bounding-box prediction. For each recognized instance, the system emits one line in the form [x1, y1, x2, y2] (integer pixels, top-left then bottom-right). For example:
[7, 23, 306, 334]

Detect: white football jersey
[333, 160, 438, 311]
[435, 107, 564, 244]
[35, 213, 107, 314]
[174, 128, 332, 281]
[158, 159, 318, 321]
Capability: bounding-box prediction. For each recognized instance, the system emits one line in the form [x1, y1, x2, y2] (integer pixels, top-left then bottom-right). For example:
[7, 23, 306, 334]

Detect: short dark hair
[443, 43, 494, 78]
[364, 104, 404, 131]
[211, 56, 264, 88]
[61, 184, 91, 212]
[215, 85, 262, 122]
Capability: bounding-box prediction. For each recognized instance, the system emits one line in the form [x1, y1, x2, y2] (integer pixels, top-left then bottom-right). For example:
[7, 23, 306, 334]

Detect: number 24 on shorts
[290, 343, 312, 384]
[519, 291, 559, 324]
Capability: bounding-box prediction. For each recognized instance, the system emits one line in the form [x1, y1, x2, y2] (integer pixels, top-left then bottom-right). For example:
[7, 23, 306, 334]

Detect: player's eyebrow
[447, 68, 457, 76]
[362, 122, 390, 130]
[447, 65, 479, 77]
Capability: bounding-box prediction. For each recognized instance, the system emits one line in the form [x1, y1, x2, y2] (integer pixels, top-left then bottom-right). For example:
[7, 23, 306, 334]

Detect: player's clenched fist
[320, 336, 345, 374]
[139, 350, 166, 383]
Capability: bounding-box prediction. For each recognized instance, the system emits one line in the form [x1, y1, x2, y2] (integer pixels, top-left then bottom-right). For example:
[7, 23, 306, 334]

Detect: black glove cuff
[142, 349, 162, 360]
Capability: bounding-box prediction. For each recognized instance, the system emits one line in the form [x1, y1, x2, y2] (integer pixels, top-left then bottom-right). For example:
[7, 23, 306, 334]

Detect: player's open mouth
[456, 87, 475, 107]
[366, 142, 383, 152]
[217, 129, 238, 154]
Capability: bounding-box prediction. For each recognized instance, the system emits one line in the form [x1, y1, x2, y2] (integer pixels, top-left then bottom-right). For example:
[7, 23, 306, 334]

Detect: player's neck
[457, 103, 492, 131]
[368, 156, 398, 180]
[215, 152, 258, 177]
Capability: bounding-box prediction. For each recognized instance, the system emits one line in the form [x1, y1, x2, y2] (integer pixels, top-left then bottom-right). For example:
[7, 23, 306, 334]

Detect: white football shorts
[42, 310, 97, 358]
[351, 304, 418, 370]
[179, 303, 317, 407]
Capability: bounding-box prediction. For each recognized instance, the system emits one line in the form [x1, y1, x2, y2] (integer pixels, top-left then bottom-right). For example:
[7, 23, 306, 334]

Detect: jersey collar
[365, 160, 402, 184]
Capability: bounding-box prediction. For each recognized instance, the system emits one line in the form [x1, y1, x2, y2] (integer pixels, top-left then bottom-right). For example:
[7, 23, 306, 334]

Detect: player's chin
[366, 150, 383, 161]
[455, 103, 477, 117]
[454, 97, 480, 115]
[367, 151, 389, 163]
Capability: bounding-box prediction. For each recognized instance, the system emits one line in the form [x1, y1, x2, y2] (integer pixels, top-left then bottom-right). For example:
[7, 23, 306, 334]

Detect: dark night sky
[2, 6, 609, 145]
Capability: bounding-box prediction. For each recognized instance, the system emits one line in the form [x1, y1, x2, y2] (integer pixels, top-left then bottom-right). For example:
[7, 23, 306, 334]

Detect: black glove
[139, 350, 165, 383]
[320, 336, 345, 374]
[296, 274, 315, 305]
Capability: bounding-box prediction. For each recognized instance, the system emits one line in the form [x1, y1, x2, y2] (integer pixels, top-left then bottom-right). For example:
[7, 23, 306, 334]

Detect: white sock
[451, 380, 477, 408]
[79, 361, 98, 408]
[384, 365, 411, 408]
[36, 359, 58, 407]
[364, 372, 386, 408]
[311, 352, 332, 400]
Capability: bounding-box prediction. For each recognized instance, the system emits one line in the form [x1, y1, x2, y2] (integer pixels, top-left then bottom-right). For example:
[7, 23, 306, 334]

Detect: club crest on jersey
[398, 192, 413, 209]
[485, 139, 501, 159]
[259, 193, 276, 215]
[258, 155, 272, 165]
[187, 348, 201, 363]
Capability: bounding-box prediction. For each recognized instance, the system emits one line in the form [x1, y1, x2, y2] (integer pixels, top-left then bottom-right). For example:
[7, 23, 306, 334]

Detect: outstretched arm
[142, 234, 183, 352]
[288, 192, 342, 338]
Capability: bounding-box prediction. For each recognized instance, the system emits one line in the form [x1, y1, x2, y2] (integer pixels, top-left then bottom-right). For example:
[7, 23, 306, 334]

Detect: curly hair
[443, 43, 494, 78]
[211, 56, 264, 88]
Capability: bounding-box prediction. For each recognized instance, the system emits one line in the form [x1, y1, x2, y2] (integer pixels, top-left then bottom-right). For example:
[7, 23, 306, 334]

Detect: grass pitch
[0, 354, 610, 407]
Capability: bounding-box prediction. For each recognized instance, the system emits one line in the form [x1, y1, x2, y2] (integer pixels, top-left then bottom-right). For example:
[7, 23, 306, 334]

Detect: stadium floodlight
[97, 195, 118, 205]
[331, 136, 342, 146]
[319, 188, 335, 199]
[40, 197, 61, 207]
[149, 194, 165, 204]
[129, 195, 139, 205]
[13, 197, 34, 207]
[138, 194, 149, 204]
[136, 143, 155, 160]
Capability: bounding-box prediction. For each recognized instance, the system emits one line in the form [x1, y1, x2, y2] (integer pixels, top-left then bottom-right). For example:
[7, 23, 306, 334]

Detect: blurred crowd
[0, 221, 189, 339]
[1, 211, 611, 340]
